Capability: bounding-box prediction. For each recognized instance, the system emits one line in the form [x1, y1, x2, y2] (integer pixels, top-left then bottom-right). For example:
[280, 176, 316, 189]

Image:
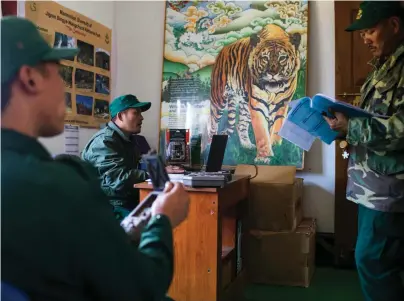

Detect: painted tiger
[208, 23, 301, 163]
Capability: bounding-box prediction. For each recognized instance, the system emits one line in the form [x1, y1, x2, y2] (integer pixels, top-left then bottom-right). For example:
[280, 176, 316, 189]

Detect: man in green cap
[2, 16, 189, 301]
[324, 2, 404, 300]
[82, 94, 152, 220]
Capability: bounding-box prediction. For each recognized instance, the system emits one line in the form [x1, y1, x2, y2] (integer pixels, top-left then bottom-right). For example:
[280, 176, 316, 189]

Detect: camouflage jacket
[345, 43, 404, 212]
[81, 121, 148, 212]
[347, 43, 404, 175]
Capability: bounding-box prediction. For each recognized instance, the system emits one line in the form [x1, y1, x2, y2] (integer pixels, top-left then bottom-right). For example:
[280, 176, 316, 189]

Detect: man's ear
[389, 16, 401, 34]
[18, 66, 42, 95]
[117, 111, 124, 121]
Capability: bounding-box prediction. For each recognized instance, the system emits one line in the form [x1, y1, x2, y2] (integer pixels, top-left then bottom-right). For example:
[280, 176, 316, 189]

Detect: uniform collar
[367, 42, 404, 70]
[1, 128, 52, 160]
[108, 121, 131, 142]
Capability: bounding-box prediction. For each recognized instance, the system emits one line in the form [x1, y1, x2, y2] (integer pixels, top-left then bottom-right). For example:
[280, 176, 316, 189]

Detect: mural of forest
[159, 0, 308, 168]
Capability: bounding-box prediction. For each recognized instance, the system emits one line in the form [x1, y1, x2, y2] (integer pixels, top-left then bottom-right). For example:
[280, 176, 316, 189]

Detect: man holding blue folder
[324, 2, 404, 300]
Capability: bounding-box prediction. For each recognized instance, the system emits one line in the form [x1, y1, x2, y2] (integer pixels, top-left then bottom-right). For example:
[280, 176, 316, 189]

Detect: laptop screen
[205, 135, 228, 172]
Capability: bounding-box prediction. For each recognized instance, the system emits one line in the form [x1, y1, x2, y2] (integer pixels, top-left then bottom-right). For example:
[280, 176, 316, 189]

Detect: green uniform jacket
[2, 129, 173, 301]
[345, 43, 404, 212]
[347, 43, 404, 175]
[81, 121, 148, 211]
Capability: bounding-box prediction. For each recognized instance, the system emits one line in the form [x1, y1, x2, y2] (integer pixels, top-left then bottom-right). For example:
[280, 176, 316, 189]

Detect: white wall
[114, 0, 166, 150]
[114, 0, 336, 233]
[296, 1, 336, 233]
[36, 1, 115, 155]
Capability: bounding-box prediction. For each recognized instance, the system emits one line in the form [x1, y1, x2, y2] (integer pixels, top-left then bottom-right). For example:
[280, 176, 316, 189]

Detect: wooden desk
[135, 176, 250, 301]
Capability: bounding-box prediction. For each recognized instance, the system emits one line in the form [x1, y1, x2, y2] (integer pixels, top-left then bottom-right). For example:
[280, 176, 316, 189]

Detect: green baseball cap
[345, 1, 404, 32]
[1, 16, 79, 84]
[109, 94, 151, 118]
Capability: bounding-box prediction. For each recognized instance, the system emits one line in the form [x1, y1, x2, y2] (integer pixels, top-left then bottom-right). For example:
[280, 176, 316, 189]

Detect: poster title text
[45, 10, 101, 38]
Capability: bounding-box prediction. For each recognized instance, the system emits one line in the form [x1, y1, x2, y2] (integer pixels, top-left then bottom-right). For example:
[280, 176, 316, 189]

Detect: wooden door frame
[334, 1, 362, 268]
[1, 0, 17, 16]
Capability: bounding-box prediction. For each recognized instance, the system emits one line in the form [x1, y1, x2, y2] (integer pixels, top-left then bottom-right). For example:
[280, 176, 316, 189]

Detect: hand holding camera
[121, 155, 189, 242]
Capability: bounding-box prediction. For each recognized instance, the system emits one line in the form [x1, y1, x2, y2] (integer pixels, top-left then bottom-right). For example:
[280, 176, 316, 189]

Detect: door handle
[337, 93, 361, 97]
[337, 93, 362, 106]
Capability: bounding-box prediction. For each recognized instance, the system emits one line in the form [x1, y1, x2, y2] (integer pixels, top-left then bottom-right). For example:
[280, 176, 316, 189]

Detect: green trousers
[355, 205, 404, 301]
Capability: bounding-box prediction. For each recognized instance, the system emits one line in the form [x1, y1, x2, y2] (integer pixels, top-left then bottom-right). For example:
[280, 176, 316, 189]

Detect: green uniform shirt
[81, 121, 148, 212]
[346, 43, 404, 212]
[1, 129, 173, 301]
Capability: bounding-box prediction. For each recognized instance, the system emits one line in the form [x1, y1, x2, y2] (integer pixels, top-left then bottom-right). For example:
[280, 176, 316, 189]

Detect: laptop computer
[182, 134, 230, 187]
[152, 134, 229, 187]
[205, 134, 228, 172]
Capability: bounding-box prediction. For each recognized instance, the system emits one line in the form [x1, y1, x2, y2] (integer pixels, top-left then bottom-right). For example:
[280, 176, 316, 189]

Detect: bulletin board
[20, 1, 112, 128]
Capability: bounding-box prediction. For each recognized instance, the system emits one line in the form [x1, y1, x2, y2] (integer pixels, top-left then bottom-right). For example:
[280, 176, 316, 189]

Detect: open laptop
[205, 134, 228, 172]
[182, 134, 230, 187]
[147, 134, 229, 185]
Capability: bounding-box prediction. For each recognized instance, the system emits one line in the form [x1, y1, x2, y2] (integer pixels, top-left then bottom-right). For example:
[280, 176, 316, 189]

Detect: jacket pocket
[367, 151, 404, 176]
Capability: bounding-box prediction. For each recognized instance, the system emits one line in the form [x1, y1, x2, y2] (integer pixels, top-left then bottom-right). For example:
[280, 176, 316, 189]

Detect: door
[334, 1, 373, 267]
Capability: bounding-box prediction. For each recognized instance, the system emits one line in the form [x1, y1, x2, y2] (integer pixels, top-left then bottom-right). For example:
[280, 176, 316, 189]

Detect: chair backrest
[1, 282, 30, 301]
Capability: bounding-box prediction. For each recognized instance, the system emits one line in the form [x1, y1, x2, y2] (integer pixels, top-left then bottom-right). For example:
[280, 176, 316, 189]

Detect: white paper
[288, 99, 300, 110]
[64, 125, 80, 156]
[146, 173, 184, 184]
[278, 119, 315, 151]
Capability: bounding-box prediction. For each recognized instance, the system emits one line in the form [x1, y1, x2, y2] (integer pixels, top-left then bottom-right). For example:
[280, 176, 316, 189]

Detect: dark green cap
[1, 16, 79, 84]
[109, 94, 151, 118]
[346, 1, 404, 32]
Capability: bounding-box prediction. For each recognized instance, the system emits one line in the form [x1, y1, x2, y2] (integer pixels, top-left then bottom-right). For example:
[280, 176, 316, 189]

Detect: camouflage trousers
[355, 205, 404, 301]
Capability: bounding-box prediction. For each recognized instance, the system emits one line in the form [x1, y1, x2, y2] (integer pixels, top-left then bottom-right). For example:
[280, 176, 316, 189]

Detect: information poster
[159, 1, 308, 168]
[20, 1, 112, 128]
[64, 124, 79, 156]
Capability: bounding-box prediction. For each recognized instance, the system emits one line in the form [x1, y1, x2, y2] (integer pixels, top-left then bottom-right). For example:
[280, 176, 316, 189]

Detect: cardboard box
[235, 165, 303, 232]
[245, 218, 316, 288]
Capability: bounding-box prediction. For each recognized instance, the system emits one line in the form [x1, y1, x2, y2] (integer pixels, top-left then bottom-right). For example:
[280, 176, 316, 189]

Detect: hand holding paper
[278, 94, 389, 151]
[323, 111, 349, 135]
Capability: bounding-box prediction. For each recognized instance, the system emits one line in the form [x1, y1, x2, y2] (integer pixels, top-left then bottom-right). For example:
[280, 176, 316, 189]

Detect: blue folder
[311, 94, 373, 118]
[287, 97, 339, 144]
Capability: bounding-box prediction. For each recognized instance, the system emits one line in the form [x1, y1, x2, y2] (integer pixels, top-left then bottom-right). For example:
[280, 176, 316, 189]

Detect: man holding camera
[2, 16, 189, 301]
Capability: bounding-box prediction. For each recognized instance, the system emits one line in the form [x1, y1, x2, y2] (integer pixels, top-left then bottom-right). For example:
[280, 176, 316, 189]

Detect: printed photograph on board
[159, 0, 308, 168]
[77, 40, 94, 66]
[59, 65, 73, 88]
[54, 32, 76, 61]
[95, 74, 110, 95]
[76, 94, 94, 116]
[75, 68, 94, 91]
[96, 48, 110, 71]
[22, 0, 112, 129]
[94, 99, 110, 119]
[65, 92, 72, 114]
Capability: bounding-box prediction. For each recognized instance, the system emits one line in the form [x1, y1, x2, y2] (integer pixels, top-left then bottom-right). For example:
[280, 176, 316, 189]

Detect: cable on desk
[249, 164, 258, 180]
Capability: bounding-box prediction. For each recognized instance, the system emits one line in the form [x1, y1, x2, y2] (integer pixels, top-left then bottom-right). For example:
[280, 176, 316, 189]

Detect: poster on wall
[18, 0, 112, 128]
[159, 0, 308, 168]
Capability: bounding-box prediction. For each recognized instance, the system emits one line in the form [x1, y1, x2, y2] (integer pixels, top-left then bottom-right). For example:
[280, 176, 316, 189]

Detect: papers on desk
[278, 94, 388, 151]
[146, 173, 184, 184]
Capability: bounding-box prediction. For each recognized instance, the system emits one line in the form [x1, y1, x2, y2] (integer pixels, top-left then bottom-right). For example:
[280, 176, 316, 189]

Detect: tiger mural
[208, 23, 302, 164]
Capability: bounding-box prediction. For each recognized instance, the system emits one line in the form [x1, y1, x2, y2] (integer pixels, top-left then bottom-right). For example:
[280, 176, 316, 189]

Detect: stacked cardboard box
[235, 165, 316, 288]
